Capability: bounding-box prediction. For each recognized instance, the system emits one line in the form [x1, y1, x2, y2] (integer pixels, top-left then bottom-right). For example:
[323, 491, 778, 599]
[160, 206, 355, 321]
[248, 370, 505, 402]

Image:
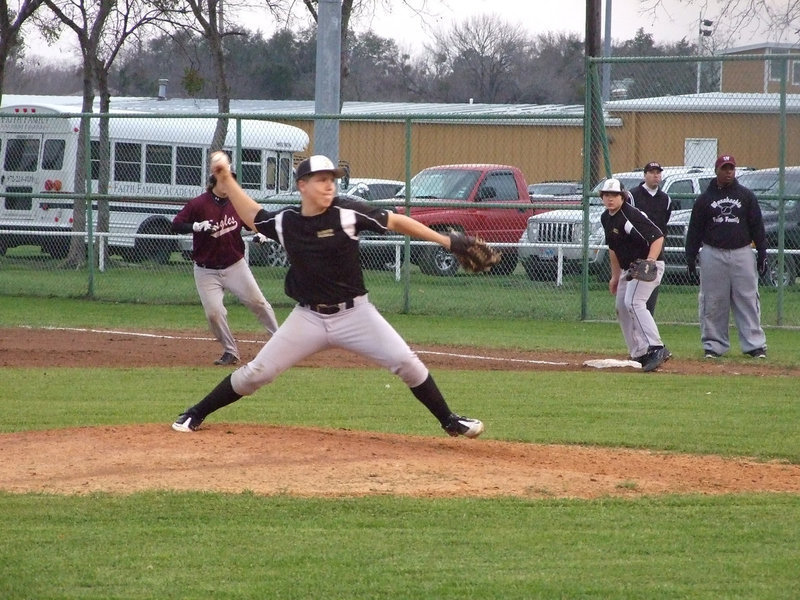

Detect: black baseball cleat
[172, 412, 203, 432]
[442, 413, 484, 438]
[214, 352, 239, 366]
[744, 347, 767, 358]
[642, 346, 671, 373]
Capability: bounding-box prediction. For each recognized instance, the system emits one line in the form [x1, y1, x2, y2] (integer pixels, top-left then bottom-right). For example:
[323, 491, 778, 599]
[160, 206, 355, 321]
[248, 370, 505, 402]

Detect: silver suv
[518, 167, 716, 281]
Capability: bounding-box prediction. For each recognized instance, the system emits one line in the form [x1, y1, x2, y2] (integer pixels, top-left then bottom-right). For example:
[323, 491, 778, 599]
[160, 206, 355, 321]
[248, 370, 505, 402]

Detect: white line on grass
[24, 325, 571, 366]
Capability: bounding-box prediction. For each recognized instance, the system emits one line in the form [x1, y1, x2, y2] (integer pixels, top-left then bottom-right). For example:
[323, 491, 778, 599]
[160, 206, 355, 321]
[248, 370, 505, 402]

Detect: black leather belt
[300, 299, 355, 315]
[196, 263, 230, 270]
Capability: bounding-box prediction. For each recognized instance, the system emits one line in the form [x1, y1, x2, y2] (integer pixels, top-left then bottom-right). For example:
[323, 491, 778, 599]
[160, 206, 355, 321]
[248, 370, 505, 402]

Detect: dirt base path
[2, 326, 798, 499]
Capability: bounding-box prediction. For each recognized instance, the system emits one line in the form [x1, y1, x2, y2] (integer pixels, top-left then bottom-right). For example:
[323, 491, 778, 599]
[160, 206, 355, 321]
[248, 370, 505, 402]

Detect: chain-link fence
[1, 52, 799, 325]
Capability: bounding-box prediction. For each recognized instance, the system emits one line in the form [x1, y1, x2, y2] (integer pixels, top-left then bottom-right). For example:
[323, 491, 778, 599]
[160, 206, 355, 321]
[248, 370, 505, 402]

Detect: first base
[583, 358, 642, 369]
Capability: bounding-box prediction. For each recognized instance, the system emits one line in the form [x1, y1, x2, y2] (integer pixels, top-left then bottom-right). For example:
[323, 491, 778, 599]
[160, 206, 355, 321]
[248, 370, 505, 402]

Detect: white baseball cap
[600, 178, 623, 194]
[295, 155, 346, 181]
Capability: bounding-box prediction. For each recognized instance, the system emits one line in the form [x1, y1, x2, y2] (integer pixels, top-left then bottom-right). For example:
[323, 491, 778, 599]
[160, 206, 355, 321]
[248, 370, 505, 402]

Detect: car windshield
[738, 171, 800, 210]
[404, 169, 481, 201]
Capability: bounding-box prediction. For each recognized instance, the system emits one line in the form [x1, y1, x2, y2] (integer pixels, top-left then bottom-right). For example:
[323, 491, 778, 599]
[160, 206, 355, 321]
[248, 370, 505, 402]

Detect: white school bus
[0, 103, 309, 262]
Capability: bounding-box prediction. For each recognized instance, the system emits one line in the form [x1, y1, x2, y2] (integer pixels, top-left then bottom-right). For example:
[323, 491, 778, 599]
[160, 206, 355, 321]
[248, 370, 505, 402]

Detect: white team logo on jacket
[710, 197, 741, 224]
[211, 215, 239, 237]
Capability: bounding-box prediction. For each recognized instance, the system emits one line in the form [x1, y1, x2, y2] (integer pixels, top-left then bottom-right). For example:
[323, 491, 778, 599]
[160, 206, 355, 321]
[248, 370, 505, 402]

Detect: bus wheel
[43, 238, 69, 259]
[133, 221, 175, 264]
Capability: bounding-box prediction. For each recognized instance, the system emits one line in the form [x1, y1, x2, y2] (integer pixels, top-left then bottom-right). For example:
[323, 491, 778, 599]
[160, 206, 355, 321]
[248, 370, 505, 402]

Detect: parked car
[527, 181, 582, 198]
[343, 178, 404, 202]
[518, 167, 716, 281]
[666, 166, 800, 286]
[361, 164, 534, 275]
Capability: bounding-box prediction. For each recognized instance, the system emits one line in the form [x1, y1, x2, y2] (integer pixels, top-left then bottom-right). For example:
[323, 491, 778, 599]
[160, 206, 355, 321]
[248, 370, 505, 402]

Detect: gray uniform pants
[194, 258, 279, 358]
[616, 260, 665, 359]
[231, 295, 429, 396]
[698, 245, 766, 355]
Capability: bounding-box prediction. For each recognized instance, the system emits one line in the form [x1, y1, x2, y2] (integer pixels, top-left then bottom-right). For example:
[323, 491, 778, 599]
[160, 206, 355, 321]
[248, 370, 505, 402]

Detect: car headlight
[588, 221, 604, 243]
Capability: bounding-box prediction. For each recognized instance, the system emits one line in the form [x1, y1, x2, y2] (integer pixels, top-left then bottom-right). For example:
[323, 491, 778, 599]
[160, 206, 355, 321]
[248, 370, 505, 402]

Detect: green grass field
[2, 296, 800, 599]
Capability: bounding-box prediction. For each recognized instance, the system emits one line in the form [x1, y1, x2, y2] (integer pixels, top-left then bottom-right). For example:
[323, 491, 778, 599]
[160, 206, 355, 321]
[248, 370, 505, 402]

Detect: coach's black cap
[644, 162, 663, 173]
[295, 155, 346, 181]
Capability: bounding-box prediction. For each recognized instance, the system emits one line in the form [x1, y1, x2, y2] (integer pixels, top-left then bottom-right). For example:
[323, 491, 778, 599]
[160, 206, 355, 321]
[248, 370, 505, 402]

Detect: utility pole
[602, 0, 612, 102]
[585, 0, 602, 187]
[314, 0, 342, 163]
[696, 16, 713, 94]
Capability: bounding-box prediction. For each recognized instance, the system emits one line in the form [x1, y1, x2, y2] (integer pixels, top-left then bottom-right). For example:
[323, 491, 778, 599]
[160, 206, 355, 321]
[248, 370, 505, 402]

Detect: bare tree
[157, 1, 287, 151]
[423, 14, 530, 103]
[35, 0, 114, 267]
[641, 0, 800, 45]
[296, 0, 433, 105]
[39, 0, 164, 266]
[0, 0, 47, 103]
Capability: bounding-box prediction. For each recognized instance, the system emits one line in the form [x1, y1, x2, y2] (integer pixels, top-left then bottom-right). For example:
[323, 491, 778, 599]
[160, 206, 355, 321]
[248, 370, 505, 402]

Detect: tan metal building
[3, 93, 798, 187]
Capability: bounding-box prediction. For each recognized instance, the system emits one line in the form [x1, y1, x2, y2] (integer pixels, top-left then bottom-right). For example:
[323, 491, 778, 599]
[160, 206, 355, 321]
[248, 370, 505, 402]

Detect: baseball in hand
[210, 151, 231, 173]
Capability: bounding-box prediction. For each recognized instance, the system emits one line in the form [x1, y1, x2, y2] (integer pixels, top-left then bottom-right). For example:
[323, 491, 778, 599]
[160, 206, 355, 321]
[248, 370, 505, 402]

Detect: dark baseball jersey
[252, 196, 390, 305]
[685, 177, 766, 260]
[601, 202, 664, 268]
[173, 191, 246, 268]
[628, 184, 672, 234]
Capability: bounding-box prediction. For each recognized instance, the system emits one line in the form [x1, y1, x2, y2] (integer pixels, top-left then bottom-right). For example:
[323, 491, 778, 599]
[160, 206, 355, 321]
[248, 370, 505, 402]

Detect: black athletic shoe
[442, 414, 484, 438]
[745, 347, 767, 358]
[172, 412, 203, 432]
[704, 350, 721, 358]
[642, 346, 671, 372]
[214, 352, 239, 366]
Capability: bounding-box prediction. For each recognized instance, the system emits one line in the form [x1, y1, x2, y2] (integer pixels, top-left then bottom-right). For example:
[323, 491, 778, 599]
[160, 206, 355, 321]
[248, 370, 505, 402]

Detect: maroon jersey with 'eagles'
[173, 191, 247, 268]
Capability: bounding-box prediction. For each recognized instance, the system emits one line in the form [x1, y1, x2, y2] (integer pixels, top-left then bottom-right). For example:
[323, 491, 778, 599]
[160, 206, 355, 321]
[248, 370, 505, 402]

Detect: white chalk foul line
[24, 326, 571, 366]
[415, 349, 569, 366]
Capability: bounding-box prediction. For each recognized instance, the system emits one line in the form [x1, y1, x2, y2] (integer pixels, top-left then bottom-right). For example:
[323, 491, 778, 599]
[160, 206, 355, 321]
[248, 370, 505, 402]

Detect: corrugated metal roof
[4, 92, 799, 119]
[606, 92, 800, 113]
[0, 94, 586, 123]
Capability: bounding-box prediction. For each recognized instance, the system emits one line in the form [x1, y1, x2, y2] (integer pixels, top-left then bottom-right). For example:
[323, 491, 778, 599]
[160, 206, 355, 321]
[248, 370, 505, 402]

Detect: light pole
[696, 17, 713, 93]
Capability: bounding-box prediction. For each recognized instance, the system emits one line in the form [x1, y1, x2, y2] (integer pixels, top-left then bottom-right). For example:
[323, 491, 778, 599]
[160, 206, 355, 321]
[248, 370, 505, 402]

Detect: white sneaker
[171, 413, 201, 432]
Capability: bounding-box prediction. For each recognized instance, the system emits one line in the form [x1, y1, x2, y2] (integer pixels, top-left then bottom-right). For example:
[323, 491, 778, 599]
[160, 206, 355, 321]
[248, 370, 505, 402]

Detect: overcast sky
[28, 0, 771, 65]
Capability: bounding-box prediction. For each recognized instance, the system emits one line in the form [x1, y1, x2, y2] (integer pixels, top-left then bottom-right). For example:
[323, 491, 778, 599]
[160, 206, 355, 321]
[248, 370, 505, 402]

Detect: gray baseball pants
[231, 295, 429, 396]
[616, 260, 665, 359]
[698, 245, 766, 355]
[194, 258, 279, 358]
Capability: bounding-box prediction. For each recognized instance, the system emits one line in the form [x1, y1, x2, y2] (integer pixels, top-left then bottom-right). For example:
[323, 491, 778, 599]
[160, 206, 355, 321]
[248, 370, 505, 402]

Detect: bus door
[0, 133, 72, 228]
[277, 152, 294, 192]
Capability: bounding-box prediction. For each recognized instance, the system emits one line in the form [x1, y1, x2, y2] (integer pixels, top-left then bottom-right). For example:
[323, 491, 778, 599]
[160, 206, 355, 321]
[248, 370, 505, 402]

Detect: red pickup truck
[363, 164, 534, 276]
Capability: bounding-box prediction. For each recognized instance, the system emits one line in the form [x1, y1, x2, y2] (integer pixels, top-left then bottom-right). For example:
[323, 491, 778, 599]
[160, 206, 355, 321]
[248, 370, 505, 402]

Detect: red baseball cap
[715, 155, 736, 169]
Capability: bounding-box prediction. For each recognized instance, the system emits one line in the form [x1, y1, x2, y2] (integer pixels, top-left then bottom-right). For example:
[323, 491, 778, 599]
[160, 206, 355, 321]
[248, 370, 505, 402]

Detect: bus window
[4, 138, 40, 171]
[90, 140, 100, 179]
[42, 139, 66, 170]
[4, 186, 32, 210]
[266, 156, 277, 192]
[240, 148, 261, 190]
[145, 144, 172, 184]
[115, 142, 141, 182]
[176, 146, 203, 186]
[279, 157, 292, 191]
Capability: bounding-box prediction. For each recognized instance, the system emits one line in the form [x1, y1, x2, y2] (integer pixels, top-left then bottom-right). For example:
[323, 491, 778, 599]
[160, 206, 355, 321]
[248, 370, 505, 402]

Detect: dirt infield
[2, 326, 798, 499]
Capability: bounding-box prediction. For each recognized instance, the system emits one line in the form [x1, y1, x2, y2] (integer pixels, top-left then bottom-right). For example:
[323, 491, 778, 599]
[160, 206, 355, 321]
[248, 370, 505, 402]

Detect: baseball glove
[626, 258, 657, 282]
[448, 232, 502, 273]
